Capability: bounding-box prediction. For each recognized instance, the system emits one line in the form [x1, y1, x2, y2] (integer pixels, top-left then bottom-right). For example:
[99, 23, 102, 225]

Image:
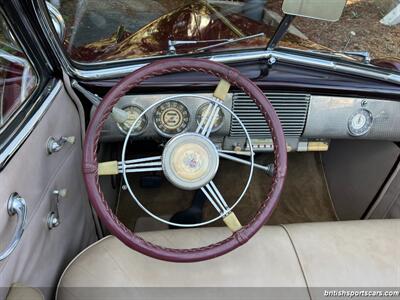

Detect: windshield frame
[34, 0, 400, 85]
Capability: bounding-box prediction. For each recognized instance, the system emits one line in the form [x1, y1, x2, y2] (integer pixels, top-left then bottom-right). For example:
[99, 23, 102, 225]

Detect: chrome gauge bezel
[347, 108, 373, 137]
[116, 105, 148, 136]
[195, 103, 225, 133]
[153, 100, 190, 137]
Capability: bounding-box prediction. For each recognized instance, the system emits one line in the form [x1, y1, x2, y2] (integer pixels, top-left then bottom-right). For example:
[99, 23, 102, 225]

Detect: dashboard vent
[230, 92, 310, 137]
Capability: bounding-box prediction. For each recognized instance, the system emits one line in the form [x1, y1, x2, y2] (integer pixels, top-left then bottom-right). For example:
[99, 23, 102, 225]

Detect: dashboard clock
[196, 103, 224, 132]
[154, 101, 190, 136]
[348, 109, 373, 136]
[117, 105, 147, 135]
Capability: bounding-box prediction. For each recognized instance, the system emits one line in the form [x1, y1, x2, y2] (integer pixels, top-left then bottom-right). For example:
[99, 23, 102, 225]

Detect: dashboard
[98, 92, 400, 152]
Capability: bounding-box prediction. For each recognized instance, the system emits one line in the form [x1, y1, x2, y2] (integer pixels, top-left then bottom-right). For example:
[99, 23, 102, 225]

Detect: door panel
[0, 81, 97, 299]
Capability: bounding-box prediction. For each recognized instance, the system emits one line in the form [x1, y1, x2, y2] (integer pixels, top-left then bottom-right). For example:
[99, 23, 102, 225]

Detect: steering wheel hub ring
[162, 133, 219, 190]
[121, 95, 254, 228]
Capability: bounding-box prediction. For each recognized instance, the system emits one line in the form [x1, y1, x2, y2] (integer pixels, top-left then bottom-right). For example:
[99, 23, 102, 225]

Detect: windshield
[56, 0, 323, 63]
[54, 0, 399, 69]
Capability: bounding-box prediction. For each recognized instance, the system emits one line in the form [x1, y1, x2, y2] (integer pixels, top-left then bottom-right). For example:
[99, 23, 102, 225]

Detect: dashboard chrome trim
[303, 95, 400, 141]
[100, 91, 400, 153]
[231, 92, 310, 138]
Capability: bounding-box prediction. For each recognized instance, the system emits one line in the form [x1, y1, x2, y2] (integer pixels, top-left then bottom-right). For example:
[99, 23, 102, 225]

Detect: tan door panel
[0, 82, 97, 299]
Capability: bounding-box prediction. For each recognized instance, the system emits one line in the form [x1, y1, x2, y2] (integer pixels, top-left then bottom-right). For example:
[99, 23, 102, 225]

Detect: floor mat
[116, 152, 337, 232]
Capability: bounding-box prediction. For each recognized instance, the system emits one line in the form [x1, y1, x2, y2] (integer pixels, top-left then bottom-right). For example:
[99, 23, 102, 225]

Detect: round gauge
[154, 101, 190, 136]
[117, 105, 147, 135]
[196, 103, 225, 132]
[348, 109, 373, 136]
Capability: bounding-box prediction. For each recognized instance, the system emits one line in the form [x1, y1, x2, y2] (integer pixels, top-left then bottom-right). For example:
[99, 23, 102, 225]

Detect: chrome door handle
[0, 193, 27, 261]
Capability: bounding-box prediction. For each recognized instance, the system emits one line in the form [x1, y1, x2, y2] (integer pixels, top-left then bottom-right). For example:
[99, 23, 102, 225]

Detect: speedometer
[154, 101, 190, 136]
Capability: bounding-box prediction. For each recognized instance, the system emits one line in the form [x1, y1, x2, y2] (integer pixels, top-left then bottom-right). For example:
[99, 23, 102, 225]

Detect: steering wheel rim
[83, 58, 287, 262]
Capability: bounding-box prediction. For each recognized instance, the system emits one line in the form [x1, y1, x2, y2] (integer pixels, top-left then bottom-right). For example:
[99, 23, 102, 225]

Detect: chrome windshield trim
[68, 50, 400, 85]
[33, 1, 400, 85]
[0, 81, 62, 171]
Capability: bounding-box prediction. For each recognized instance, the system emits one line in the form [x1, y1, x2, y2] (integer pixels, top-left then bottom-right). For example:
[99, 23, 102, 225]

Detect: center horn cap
[162, 133, 219, 190]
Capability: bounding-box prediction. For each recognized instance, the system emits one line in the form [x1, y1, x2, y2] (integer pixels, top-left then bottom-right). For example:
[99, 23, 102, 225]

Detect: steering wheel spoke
[195, 101, 221, 137]
[196, 79, 231, 137]
[218, 152, 274, 176]
[201, 181, 229, 214]
[201, 181, 243, 232]
[98, 156, 163, 175]
[213, 79, 231, 101]
[121, 156, 163, 173]
[223, 211, 243, 233]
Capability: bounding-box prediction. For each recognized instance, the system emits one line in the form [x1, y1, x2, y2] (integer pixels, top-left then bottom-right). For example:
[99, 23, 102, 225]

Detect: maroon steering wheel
[82, 58, 287, 262]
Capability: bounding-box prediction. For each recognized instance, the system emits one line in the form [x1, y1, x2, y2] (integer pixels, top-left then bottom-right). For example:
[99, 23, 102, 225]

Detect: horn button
[162, 133, 219, 190]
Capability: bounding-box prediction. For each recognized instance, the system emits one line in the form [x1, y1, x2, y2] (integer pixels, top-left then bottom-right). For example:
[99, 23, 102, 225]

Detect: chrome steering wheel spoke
[196, 79, 231, 137]
[196, 102, 221, 137]
[201, 181, 243, 232]
[218, 152, 274, 177]
[119, 156, 163, 173]
[201, 181, 230, 215]
[98, 156, 163, 176]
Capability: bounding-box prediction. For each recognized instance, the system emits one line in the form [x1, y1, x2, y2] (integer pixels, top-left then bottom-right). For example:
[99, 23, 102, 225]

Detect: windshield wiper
[168, 38, 230, 55]
[167, 33, 265, 55]
[195, 33, 265, 52]
[306, 49, 371, 64]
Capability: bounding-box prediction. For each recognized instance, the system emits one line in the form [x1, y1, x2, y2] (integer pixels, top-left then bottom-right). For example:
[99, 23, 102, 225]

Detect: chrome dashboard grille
[230, 92, 310, 137]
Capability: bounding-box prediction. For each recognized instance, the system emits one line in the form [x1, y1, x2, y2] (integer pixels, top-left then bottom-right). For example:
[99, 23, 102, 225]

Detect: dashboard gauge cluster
[116, 105, 147, 135]
[101, 94, 232, 142]
[154, 101, 190, 136]
[347, 108, 373, 136]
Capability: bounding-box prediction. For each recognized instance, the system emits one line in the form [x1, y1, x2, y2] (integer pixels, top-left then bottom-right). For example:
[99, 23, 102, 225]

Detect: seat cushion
[283, 220, 400, 287]
[6, 284, 44, 300]
[57, 220, 400, 300]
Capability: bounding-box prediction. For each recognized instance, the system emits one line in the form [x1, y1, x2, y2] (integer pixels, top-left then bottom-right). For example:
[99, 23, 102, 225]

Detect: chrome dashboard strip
[33, 0, 400, 85]
[0, 81, 62, 171]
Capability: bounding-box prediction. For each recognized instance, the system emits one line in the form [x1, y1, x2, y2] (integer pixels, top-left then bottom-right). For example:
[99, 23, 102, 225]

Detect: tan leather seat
[57, 220, 400, 300]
